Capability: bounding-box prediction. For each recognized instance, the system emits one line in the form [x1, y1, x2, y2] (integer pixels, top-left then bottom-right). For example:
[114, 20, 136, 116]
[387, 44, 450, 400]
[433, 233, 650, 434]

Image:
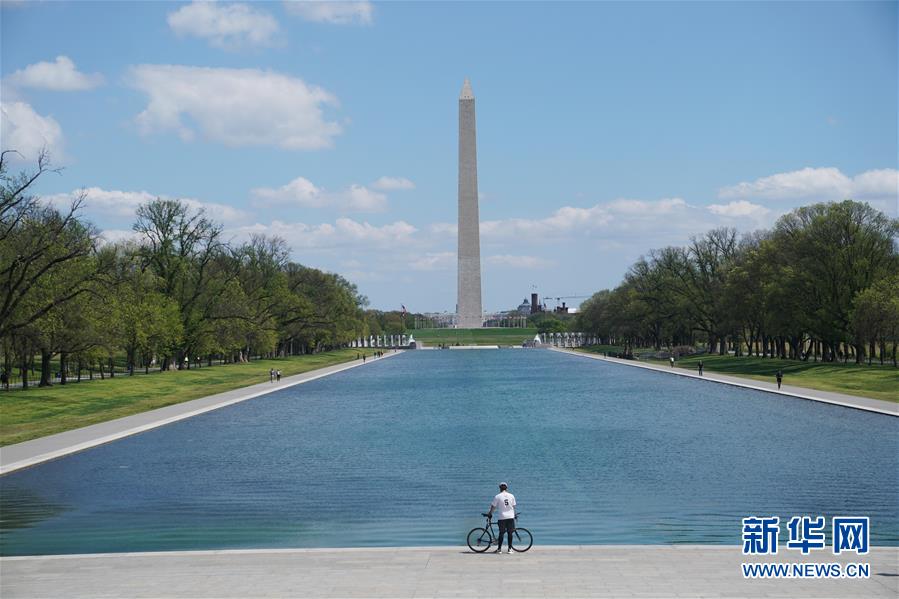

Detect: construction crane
[547, 294, 589, 305]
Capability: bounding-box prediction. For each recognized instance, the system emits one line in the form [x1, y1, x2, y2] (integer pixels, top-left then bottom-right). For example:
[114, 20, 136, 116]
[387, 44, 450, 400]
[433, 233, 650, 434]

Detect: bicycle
[466, 512, 533, 552]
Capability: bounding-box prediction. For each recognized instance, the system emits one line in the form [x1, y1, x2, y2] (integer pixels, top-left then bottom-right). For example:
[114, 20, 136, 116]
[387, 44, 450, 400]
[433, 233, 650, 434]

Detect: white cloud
[479, 205, 608, 240]
[167, 1, 280, 49]
[284, 1, 373, 24]
[707, 200, 770, 219]
[479, 198, 690, 240]
[606, 197, 687, 215]
[335, 217, 415, 242]
[251, 176, 387, 212]
[252, 176, 321, 206]
[371, 176, 414, 191]
[410, 252, 455, 271]
[852, 169, 899, 200]
[718, 167, 899, 203]
[128, 65, 341, 149]
[44, 187, 249, 224]
[0, 101, 65, 162]
[8, 56, 104, 91]
[230, 217, 416, 250]
[429, 198, 698, 242]
[43, 188, 151, 219]
[341, 184, 387, 211]
[430, 222, 457, 236]
[486, 254, 553, 269]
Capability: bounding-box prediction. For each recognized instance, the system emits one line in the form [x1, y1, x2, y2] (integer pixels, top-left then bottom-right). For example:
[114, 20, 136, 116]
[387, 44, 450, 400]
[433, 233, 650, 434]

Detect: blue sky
[2, 1, 897, 313]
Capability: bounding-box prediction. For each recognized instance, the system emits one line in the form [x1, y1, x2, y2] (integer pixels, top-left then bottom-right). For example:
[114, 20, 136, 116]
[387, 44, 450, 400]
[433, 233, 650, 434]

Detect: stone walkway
[2, 546, 896, 598]
[0, 351, 404, 475]
[551, 348, 898, 416]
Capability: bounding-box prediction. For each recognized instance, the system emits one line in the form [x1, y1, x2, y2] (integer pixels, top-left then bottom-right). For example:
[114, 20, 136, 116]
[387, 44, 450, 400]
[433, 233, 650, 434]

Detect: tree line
[1, 152, 389, 389]
[576, 200, 899, 365]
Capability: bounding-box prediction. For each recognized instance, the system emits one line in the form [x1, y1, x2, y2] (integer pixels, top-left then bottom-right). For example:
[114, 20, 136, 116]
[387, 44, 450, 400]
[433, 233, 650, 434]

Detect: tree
[653, 229, 738, 354]
[133, 198, 231, 368]
[0, 152, 101, 341]
[576, 290, 613, 342]
[771, 200, 899, 362]
[109, 244, 183, 373]
[285, 265, 366, 352]
[229, 235, 291, 358]
[531, 313, 567, 335]
[852, 275, 899, 366]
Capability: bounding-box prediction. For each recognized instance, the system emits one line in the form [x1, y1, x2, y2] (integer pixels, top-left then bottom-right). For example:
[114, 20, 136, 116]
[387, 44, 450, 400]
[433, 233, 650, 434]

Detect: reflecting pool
[2, 349, 897, 555]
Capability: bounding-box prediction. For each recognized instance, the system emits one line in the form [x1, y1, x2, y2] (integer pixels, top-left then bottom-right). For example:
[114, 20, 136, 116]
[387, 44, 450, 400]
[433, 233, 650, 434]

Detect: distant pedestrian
[669, 356, 675, 368]
[363, 354, 366, 363]
[0, 371, 8, 390]
[276, 369, 282, 382]
[776, 370, 783, 390]
[698, 360, 703, 376]
[269, 368, 275, 383]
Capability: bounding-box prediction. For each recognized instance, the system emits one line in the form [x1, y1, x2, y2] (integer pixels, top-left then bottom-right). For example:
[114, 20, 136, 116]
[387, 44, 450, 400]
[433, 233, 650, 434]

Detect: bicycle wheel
[466, 527, 493, 552]
[512, 527, 533, 552]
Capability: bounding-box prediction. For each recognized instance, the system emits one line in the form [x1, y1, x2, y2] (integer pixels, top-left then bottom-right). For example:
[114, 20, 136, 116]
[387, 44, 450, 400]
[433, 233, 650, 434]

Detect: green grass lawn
[578, 347, 899, 402]
[0, 349, 362, 446]
[412, 327, 538, 346]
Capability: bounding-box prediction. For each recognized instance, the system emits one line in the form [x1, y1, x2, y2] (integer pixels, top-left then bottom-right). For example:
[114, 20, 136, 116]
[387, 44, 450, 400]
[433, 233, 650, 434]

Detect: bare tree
[0, 152, 101, 340]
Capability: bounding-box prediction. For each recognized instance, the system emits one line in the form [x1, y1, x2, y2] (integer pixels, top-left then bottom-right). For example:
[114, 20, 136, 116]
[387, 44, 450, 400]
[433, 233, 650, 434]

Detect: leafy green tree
[578, 201, 897, 367]
[108, 244, 183, 373]
[1, 152, 101, 342]
[530, 313, 567, 334]
[852, 275, 899, 365]
[652, 229, 738, 354]
[771, 200, 898, 362]
[576, 290, 613, 341]
[133, 198, 233, 368]
[284, 265, 366, 352]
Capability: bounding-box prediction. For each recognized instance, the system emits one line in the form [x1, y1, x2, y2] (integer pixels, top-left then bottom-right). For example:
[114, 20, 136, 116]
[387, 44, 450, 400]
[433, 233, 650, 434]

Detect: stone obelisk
[457, 78, 483, 329]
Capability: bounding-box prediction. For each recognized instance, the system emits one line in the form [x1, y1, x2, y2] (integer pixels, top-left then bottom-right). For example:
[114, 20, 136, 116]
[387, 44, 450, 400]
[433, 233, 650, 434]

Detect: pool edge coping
[3, 544, 896, 561]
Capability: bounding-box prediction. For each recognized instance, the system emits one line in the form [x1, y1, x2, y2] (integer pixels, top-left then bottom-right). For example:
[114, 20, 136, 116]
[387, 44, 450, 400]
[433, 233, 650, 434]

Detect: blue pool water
[1, 349, 897, 555]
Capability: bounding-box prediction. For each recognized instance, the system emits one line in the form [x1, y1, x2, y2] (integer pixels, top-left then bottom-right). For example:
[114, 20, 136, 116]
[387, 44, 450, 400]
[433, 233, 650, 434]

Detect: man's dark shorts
[498, 518, 516, 535]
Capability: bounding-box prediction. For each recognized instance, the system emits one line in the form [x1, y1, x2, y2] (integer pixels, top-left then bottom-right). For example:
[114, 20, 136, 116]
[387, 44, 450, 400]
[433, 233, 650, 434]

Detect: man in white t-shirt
[487, 482, 517, 553]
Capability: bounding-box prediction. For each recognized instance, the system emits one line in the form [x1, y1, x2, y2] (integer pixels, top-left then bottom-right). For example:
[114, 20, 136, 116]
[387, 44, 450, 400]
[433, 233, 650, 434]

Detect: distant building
[555, 301, 573, 314]
[516, 298, 531, 314]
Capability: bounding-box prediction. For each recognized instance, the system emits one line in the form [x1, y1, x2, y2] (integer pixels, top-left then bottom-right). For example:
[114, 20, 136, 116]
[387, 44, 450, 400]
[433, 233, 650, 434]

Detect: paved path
[0, 351, 404, 475]
[2, 546, 896, 598]
[551, 348, 898, 416]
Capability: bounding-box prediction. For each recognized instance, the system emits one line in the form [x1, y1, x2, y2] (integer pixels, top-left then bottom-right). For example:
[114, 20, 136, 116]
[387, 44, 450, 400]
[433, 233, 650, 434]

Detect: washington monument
[456, 78, 483, 328]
